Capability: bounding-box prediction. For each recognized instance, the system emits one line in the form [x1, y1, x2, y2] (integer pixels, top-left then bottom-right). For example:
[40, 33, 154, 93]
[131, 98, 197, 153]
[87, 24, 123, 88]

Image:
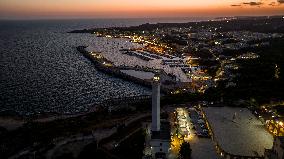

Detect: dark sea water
[0, 18, 211, 115]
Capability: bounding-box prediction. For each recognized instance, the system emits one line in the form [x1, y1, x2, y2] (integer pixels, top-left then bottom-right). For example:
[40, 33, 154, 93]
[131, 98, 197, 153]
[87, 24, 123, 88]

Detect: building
[150, 72, 171, 159]
[265, 136, 284, 159]
[150, 121, 171, 159]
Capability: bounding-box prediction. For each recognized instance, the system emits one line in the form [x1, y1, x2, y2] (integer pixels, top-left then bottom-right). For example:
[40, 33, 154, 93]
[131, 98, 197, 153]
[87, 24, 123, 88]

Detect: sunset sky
[0, 0, 284, 19]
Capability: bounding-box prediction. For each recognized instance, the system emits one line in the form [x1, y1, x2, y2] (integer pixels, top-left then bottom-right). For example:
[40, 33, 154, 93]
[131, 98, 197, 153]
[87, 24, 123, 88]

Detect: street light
[153, 76, 160, 82]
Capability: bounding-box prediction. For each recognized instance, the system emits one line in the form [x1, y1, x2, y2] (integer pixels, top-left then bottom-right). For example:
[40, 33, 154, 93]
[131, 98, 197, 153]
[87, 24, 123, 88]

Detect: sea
[0, 17, 211, 116]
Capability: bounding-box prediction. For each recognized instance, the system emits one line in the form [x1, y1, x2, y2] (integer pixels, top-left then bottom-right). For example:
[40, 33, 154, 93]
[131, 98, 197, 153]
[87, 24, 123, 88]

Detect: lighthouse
[152, 73, 161, 132]
[149, 72, 171, 159]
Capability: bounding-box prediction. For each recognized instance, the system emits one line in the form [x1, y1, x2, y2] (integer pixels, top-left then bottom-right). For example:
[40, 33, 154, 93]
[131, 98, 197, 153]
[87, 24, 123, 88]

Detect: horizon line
[1, 14, 284, 21]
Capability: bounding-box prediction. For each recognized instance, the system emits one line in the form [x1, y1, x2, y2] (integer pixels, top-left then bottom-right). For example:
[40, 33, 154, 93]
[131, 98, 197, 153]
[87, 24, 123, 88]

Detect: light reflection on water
[0, 18, 210, 115]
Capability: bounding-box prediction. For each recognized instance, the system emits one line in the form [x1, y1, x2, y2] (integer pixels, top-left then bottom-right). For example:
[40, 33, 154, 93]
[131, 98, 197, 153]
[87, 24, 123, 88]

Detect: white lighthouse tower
[148, 72, 171, 159]
[152, 73, 161, 132]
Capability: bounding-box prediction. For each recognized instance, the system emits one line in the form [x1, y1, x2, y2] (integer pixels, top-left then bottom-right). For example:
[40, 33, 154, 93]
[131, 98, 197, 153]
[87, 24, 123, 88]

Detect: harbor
[77, 45, 191, 94]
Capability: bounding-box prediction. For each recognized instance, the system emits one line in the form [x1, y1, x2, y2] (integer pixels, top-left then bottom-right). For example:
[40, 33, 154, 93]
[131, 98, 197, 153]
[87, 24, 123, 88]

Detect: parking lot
[169, 107, 218, 159]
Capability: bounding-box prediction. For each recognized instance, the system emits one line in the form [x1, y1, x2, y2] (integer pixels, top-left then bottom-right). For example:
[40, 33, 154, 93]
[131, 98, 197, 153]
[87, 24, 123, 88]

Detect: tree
[179, 142, 192, 159]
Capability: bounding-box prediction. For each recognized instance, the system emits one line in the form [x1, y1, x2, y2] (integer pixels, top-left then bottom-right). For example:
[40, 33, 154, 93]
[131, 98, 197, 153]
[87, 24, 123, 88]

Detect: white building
[150, 122, 171, 159]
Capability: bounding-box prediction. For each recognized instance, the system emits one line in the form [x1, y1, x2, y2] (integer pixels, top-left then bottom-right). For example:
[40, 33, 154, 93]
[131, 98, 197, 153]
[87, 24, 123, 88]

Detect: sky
[0, 0, 284, 19]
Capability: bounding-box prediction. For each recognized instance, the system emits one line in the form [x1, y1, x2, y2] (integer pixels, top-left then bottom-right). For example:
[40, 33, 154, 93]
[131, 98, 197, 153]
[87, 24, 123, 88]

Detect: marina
[78, 44, 192, 94]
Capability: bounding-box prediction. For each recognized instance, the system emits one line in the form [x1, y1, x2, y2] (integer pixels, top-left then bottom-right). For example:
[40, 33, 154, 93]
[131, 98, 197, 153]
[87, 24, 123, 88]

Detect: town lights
[280, 122, 283, 126]
[153, 76, 160, 82]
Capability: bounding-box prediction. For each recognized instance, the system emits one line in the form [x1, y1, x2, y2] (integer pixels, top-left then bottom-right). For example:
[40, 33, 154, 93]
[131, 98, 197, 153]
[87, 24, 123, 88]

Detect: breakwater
[77, 46, 172, 93]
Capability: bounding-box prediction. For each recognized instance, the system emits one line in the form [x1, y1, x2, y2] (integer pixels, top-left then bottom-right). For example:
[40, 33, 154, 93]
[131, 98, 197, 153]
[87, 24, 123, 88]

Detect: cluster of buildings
[91, 20, 284, 159]
[93, 23, 283, 94]
[249, 103, 284, 159]
[254, 105, 284, 136]
[237, 52, 260, 59]
[142, 71, 284, 159]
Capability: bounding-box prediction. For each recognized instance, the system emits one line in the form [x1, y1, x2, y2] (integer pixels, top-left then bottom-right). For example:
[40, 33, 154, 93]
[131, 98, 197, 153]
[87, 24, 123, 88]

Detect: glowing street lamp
[153, 75, 160, 82]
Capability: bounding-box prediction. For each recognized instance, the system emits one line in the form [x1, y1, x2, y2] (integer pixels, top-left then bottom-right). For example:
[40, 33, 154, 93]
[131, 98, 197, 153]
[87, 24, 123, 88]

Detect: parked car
[197, 132, 210, 138]
[202, 129, 208, 133]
